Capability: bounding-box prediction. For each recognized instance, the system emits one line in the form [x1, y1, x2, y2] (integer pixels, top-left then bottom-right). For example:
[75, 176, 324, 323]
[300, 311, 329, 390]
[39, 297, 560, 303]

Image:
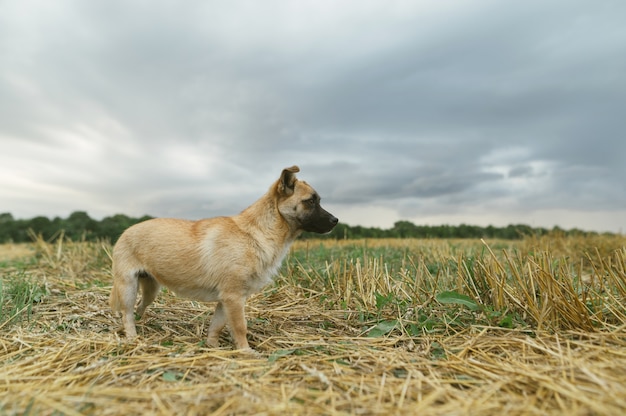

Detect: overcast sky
[1, 0, 625, 233]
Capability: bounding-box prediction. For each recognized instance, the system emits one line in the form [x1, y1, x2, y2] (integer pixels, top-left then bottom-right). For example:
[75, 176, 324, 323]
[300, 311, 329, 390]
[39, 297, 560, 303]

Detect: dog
[110, 166, 338, 350]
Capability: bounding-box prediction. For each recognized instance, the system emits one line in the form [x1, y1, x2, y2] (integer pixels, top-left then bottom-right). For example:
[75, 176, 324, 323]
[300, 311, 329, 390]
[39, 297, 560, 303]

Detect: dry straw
[1, 234, 625, 415]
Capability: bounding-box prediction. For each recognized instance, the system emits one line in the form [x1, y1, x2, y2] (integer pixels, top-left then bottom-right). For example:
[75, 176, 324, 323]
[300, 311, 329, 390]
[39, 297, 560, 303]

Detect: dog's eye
[304, 198, 316, 206]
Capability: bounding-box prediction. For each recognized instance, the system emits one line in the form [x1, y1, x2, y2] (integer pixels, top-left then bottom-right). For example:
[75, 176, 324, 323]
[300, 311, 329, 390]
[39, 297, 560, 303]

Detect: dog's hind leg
[114, 270, 140, 339]
[137, 273, 160, 318]
[207, 302, 227, 347]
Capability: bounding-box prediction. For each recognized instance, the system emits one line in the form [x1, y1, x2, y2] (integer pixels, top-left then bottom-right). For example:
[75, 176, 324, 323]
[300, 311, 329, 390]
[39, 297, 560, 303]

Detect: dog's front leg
[222, 297, 250, 350]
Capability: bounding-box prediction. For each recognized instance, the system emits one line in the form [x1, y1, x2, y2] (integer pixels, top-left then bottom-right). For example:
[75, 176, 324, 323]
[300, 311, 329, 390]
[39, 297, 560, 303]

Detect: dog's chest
[248, 244, 290, 294]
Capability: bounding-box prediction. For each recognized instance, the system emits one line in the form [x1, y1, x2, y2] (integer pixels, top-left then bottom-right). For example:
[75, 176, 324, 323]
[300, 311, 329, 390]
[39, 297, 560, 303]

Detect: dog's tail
[109, 283, 122, 312]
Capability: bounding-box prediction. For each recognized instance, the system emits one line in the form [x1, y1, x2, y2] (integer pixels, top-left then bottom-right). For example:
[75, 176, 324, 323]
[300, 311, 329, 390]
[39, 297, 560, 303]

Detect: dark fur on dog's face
[277, 168, 338, 235]
[295, 190, 338, 233]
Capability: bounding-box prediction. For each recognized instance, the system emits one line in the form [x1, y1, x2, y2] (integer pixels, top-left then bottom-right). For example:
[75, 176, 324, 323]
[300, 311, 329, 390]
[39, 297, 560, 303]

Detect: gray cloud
[1, 0, 625, 232]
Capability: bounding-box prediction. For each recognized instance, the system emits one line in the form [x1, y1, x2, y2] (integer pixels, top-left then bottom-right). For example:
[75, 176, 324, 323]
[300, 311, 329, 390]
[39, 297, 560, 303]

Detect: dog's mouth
[301, 211, 339, 234]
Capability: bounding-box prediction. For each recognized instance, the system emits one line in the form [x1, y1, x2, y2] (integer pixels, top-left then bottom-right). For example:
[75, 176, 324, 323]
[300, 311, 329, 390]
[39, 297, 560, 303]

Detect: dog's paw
[205, 339, 221, 349]
[237, 347, 262, 357]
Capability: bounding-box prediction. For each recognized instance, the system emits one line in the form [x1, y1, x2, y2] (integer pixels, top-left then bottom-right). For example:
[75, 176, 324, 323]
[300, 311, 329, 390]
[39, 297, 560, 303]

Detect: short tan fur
[110, 166, 338, 350]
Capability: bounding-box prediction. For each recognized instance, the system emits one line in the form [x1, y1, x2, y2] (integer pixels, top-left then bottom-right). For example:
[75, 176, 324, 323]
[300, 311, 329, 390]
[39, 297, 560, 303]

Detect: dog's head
[276, 166, 338, 234]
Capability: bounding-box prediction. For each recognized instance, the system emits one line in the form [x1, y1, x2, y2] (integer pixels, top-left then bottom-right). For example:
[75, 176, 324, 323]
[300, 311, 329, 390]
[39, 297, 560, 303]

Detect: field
[1, 234, 626, 415]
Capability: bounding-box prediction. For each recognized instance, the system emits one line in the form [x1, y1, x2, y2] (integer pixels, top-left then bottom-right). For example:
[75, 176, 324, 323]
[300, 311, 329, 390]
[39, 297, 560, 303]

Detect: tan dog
[110, 166, 337, 350]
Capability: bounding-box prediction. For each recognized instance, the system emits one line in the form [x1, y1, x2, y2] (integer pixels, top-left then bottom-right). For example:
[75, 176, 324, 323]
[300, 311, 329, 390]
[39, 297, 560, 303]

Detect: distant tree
[392, 221, 418, 238]
[64, 211, 98, 240]
[0, 213, 15, 242]
[28, 216, 55, 240]
[332, 223, 350, 239]
[98, 214, 135, 242]
[0, 213, 14, 223]
[138, 215, 153, 223]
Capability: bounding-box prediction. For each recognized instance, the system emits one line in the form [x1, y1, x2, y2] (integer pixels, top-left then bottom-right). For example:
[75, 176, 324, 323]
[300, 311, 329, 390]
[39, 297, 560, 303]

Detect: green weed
[0, 271, 48, 327]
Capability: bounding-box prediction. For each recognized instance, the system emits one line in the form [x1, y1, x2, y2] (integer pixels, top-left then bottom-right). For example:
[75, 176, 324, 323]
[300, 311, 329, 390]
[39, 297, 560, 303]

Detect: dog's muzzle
[302, 209, 338, 234]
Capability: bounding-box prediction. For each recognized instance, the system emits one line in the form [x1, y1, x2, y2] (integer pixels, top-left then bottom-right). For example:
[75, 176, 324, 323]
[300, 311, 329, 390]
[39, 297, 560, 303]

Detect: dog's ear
[278, 165, 300, 196]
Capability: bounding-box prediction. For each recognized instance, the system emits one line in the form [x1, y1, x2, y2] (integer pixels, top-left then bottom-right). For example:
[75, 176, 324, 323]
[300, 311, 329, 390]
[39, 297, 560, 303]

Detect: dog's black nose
[330, 216, 339, 225]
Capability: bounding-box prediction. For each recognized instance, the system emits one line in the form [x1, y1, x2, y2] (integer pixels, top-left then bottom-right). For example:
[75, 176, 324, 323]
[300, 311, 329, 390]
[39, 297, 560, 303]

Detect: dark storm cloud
[1, 0, 625, 231]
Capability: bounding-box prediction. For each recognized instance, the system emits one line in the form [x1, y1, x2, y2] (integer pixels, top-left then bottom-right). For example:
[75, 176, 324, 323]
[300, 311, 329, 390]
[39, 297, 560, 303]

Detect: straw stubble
[1, 236, 625, 415]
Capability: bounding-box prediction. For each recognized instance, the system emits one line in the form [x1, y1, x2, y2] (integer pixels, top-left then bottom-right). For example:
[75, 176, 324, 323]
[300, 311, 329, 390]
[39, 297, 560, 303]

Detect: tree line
[0, 212, 153, 243]
[312, 220, 604, 240]
[0, 211, 607, 244]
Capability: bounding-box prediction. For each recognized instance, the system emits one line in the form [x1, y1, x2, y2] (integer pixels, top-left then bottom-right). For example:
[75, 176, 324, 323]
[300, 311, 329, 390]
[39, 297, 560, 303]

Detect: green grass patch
[0, 270, 48, 327]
